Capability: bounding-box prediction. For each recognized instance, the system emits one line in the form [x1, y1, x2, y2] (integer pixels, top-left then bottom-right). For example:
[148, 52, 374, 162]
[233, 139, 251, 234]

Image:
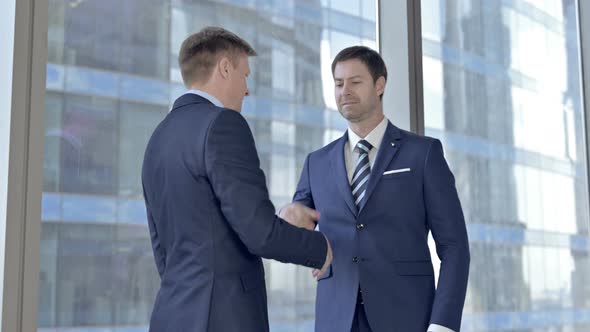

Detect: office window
[421, 1, 590, 330]
[43, 93, 63, 192]
[39, 0, 377, 330]
[118, 102, 167, 197]
[60, 95, 118, 195]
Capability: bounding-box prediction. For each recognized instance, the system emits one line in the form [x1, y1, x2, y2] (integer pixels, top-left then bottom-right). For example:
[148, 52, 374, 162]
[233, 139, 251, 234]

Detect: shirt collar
[185, 89, 224, 108]
[347, 116, 389, 153]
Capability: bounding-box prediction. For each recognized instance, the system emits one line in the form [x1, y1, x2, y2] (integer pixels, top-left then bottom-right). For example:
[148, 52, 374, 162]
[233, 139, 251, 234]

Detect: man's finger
[312, 269, 320, 278]
[302, 207, 320, 221]
[315, 270, 325, 280]
[298, 218, 316, 230]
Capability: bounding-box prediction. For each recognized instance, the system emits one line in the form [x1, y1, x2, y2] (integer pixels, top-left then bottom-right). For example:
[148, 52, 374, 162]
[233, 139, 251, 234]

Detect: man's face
[225, 54, 251, 112]
[334, 59, 384, 123]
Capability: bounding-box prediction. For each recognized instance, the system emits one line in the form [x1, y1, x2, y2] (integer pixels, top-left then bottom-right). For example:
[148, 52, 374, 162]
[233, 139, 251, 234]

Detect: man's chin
[339, 109, 360, 122]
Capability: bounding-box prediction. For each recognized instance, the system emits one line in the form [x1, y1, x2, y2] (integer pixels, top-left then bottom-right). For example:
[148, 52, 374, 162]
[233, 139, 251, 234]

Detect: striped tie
[351, 140, 373, 208]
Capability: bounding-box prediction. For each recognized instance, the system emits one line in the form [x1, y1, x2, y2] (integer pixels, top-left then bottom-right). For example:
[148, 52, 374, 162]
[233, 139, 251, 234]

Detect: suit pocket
[317, 264, 333, 281]
[382, 170, 412, 179]
[394, 260, 433, 276]
[240, 267, 265, 292]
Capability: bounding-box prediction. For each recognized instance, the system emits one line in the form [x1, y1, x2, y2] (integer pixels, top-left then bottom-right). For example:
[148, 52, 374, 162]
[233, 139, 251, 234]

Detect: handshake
[279, 203, 333, 280]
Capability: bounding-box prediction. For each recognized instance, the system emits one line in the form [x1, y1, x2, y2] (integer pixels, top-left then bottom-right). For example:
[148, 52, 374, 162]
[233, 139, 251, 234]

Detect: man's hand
[313, 236, 332, 280]
[278, 203, 330, 279]
[278, 202, 320, 230]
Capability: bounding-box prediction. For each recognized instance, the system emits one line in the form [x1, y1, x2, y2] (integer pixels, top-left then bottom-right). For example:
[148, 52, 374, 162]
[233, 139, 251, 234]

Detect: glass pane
[118, 102, 167, 197]
[39, 0, 377, 330]
[60, 95, 117, 195]
[421, 1, 590, 331]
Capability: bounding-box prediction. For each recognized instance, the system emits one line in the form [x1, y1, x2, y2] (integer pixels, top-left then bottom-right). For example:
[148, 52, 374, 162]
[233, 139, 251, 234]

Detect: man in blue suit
[294, 46, 470, 332]
[142, 27, 332, 332]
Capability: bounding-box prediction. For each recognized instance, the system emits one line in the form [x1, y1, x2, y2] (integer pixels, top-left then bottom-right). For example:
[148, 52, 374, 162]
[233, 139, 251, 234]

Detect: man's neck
[190, 84, 214, 97]
[349, 113, 385, 138]
[191, 82, 225, 101]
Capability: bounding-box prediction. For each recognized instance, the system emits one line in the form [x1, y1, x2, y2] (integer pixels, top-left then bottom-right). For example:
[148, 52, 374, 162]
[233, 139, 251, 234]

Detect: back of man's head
[178, 26, 257, 88]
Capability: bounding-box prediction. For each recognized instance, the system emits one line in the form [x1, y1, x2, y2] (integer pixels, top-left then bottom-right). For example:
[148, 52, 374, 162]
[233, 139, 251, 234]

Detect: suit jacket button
[352, 256, 359, 263]
[356, 223, 364, 230]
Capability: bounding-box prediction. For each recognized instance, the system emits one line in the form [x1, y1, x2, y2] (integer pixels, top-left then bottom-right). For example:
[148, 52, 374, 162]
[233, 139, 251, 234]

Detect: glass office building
[12, 0, 588, 331]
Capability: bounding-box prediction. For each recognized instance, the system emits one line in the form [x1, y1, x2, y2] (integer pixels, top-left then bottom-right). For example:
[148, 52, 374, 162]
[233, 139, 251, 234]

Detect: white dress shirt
[344, 116, 455, 332]
[344, 116, 388, 183]
[186, 89, 224, 108]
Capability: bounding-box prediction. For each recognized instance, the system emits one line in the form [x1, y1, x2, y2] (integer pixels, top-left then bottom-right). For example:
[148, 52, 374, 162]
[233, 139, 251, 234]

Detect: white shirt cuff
[428, 323, 455, 332]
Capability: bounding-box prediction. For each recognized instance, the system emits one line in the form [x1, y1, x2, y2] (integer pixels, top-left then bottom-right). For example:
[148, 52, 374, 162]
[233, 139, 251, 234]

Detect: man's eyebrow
[334, 75, 362, 81]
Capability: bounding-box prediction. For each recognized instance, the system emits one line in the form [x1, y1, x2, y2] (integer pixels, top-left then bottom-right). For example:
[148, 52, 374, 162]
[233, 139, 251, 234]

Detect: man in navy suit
[142, 27, 332, 332]
[294, 46, 470, 332]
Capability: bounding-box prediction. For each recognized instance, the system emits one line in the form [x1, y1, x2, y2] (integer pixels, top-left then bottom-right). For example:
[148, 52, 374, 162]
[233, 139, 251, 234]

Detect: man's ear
[376, 76, 386, 97]
[218, 57, 231, 79]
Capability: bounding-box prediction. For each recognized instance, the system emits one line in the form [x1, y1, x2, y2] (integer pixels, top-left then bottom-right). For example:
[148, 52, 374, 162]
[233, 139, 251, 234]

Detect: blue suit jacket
[294, 122, 470, 332]
[142, 93, 328, 332]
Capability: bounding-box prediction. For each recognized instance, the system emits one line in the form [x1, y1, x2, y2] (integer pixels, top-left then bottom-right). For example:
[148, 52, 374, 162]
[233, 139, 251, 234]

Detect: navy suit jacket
[294, 122, 470, 332]
[142, 93, 328, 332]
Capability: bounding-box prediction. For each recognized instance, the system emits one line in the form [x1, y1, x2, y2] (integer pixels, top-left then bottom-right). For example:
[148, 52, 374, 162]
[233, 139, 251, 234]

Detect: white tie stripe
[355, 190, 366, 205]
[352, 175, 370, 195]
[351, 162, 370, 184]
[351, 140, 373, 208]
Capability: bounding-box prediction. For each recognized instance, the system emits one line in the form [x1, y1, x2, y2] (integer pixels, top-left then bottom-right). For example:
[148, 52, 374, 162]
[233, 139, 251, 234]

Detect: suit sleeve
[424, 139, 470, 331]
[143, 185, 166, 278]
[293, 154, 315, 209]
[205, 110, 327, 269]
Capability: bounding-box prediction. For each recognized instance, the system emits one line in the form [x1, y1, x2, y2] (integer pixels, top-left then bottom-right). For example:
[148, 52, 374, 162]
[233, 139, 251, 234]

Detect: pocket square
[383, 168, 411, 175]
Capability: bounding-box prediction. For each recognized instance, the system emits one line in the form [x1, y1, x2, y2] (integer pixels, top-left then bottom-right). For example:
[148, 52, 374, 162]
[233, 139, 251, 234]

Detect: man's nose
[342, 83, 352, 95]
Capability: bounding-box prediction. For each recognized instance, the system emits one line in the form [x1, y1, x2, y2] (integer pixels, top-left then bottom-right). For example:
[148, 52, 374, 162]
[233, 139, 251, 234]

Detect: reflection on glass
[60, 95, 117, 195]
[39, 0, 376, 330]
[422, 1, 590, 331]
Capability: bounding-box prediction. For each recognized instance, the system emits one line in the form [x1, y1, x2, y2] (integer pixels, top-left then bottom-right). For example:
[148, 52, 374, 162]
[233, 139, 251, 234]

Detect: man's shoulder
[169, 101, 243, 128]
[170, 99, 219, 115]
[397, 127, 438, 150]
[208, 107, 250, 131]
[308, 136, 343, 159]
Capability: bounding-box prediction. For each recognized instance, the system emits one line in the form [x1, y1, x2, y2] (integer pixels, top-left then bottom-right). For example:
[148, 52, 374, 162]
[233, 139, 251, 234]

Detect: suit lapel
[330, 132, 358, 217]
[358, 122, 403, 213]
